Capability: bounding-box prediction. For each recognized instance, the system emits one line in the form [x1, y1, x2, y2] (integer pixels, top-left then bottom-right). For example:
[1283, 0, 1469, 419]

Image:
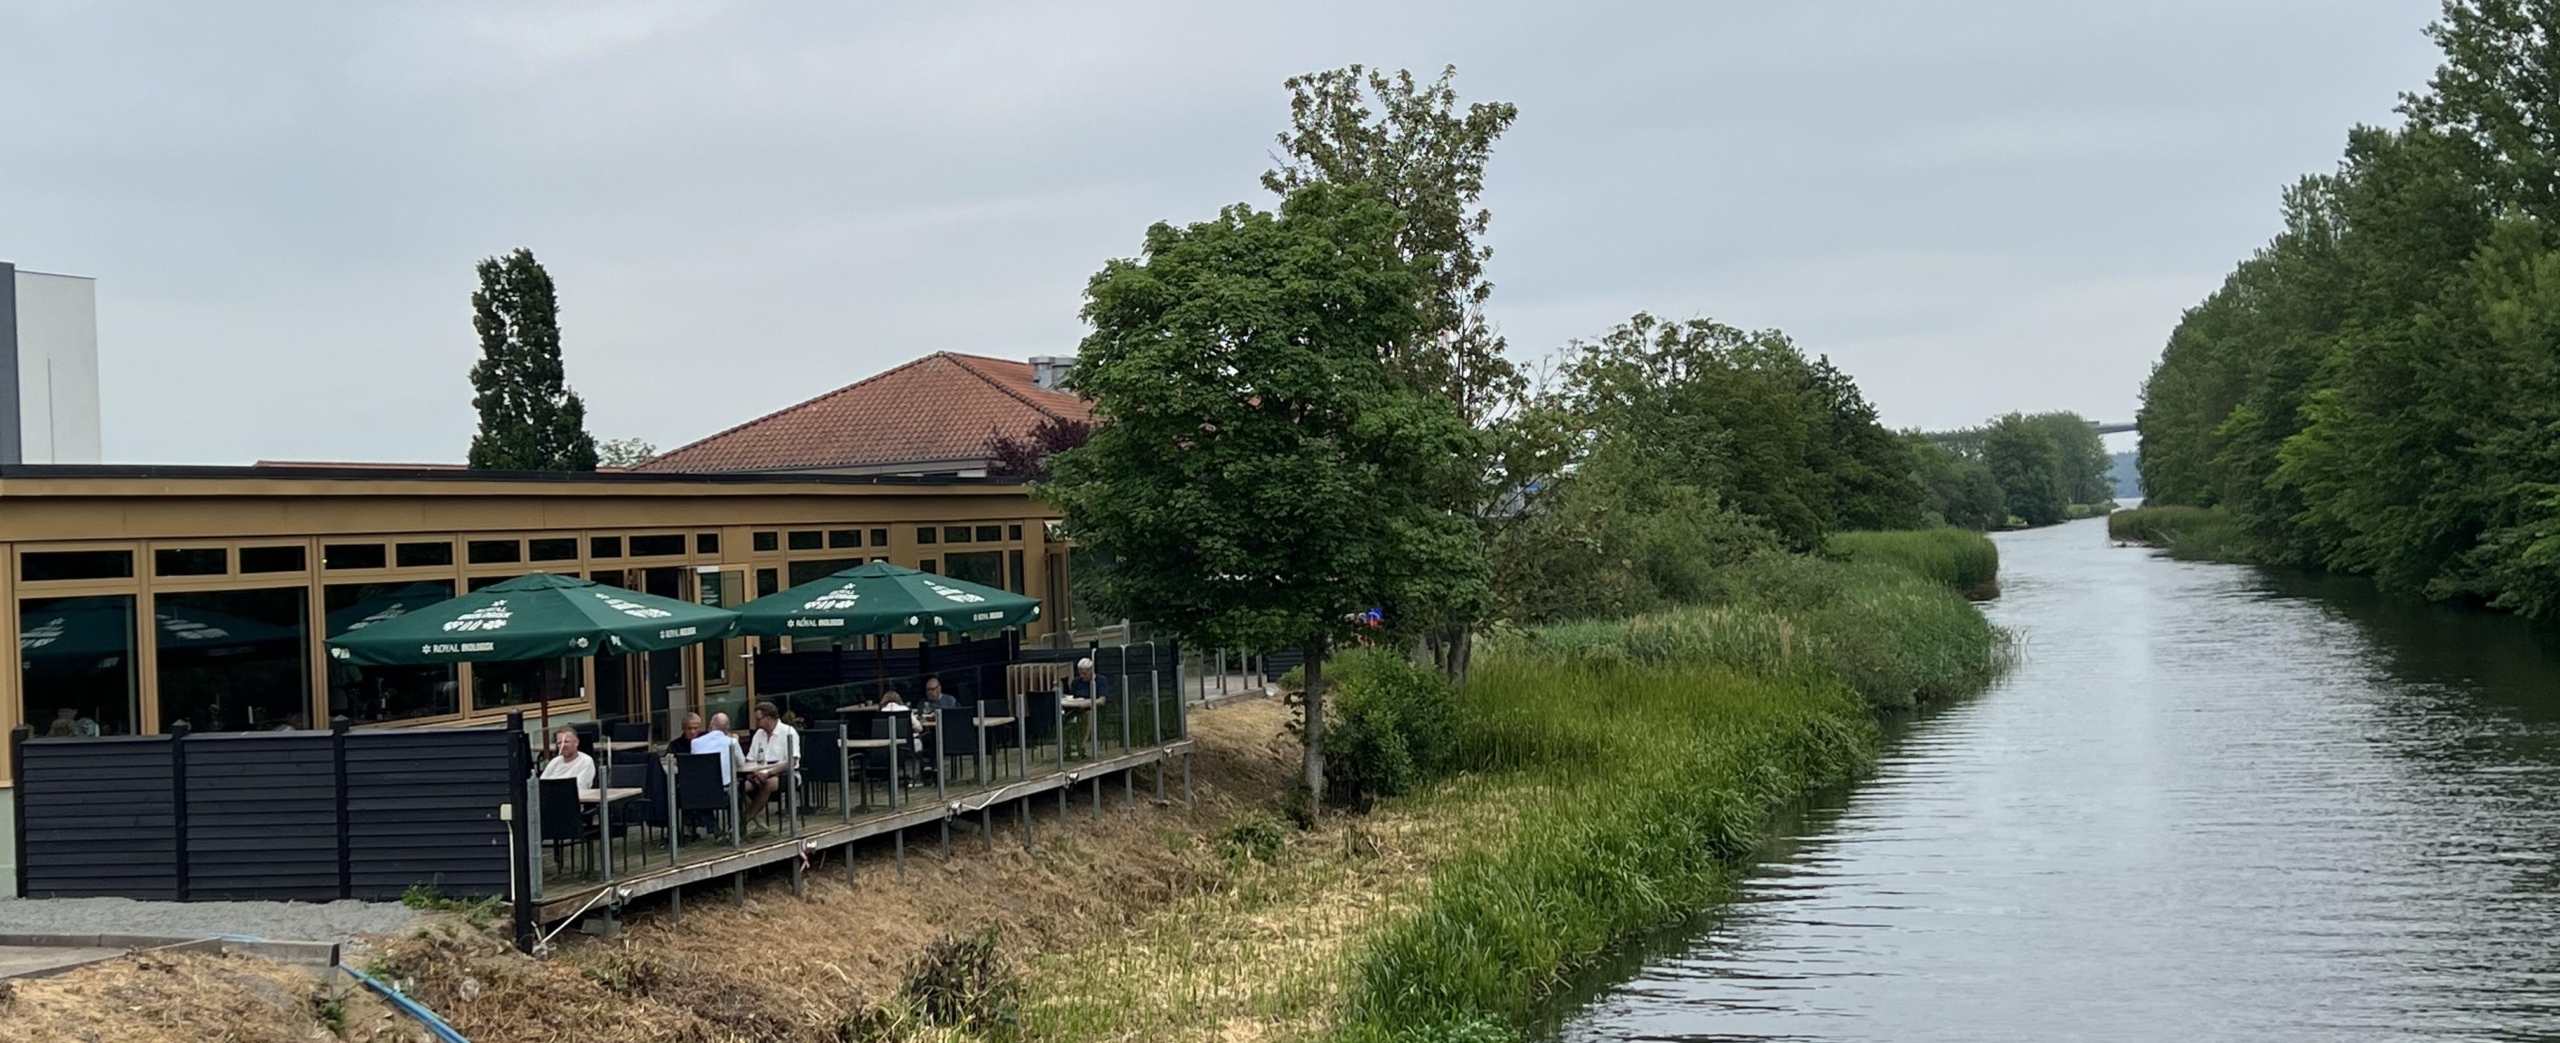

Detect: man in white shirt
[539, 728, 596, 792]
[689, 712, 743, 787]
[741, 701, 798, 822]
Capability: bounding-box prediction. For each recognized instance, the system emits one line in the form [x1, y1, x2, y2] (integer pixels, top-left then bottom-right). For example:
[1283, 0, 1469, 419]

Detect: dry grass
[0, 948, 396, 1043]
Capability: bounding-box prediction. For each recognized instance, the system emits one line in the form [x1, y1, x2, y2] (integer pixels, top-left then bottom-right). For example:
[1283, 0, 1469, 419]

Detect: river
[1548, 515, 2560, 1041]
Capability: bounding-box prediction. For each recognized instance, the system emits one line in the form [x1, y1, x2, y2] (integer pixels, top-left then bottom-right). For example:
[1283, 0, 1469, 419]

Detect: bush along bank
[1330, 551, 2009, 1042]
[1824, 527, 2001, 599]
[2109, 505, 2248, 563]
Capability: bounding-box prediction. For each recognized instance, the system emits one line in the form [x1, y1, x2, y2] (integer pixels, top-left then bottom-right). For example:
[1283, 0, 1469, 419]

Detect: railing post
[9, 726, 26, 898]
[332, 717, 352, 900]
[170, 722, 191, 901]
[1151, 668, 1165, 801]
[504, 712, 534, 954]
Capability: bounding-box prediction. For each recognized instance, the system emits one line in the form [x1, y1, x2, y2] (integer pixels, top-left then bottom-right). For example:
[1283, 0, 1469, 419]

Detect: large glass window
[155, 587, 311, 732]
[19, 595, 141, 737]
[946, 551, 1004, 591]
[396, 541, 453, 568]
[324, 581, 458, 724]
[22, 550, 133, 582]
[473, 657, 577, 711]
[154, 548, 227, 576]
[788, 558, 861, 586]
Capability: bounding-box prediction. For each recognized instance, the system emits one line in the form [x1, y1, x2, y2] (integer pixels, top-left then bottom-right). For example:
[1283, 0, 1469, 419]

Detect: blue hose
[208, 934, 469, 1043]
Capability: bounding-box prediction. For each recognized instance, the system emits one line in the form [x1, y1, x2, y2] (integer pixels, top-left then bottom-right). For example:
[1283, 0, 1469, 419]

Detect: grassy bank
[2109, 505, 2248, 561]
[1825, 527, 2001, 598]
[1334, 554, 2007, 1042]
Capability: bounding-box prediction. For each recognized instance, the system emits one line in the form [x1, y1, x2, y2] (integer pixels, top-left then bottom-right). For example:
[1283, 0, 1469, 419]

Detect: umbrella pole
[875, 643, 886, 700]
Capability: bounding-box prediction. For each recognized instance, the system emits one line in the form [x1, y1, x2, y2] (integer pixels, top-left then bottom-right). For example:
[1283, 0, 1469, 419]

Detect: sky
[0, 1, 2447, 465]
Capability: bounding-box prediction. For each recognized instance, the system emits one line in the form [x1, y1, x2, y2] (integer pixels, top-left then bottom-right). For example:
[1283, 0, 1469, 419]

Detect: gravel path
[0, 896, 416, 943]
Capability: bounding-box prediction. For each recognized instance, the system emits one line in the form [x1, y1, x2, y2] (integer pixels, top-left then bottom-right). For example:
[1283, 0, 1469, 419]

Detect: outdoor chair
[602, 760, 650, 867]
[626, 754, 670, 854]
[854, 716, 910, 808]
[973, 698, 1021, 782]
[938, 701, 989, 786]
[1024, 690, 1063, 766]
[797, 723, 841, 816]
[610, 722, 650, 746]
[673, 751, 739, 850]
[538, 777, 597, 876]
[572, 722, 603, 753]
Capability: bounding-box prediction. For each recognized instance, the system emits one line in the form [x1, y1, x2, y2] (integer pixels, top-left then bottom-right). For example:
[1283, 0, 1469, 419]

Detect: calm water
[1551, 516, 2560, 1041]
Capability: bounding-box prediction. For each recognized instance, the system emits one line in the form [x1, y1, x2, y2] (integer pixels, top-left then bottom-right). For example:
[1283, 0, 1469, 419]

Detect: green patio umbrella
[325, 572, 739, 666]
[735, 561, 1041, 638]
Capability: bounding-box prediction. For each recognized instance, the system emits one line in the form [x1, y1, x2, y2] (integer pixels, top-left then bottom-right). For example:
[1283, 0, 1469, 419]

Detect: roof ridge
[944, 353, 1074, 423]
[643, 351, 963, 469]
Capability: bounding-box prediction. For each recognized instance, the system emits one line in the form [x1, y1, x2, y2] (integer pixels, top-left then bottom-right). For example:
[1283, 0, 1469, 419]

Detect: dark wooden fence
[13, 718, 528, 905]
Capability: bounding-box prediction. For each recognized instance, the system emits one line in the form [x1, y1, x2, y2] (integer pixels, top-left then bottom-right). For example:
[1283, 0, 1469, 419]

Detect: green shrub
[1323, 648, 1461, 805]
[1213, 811, 1288, 864]
[1824, 528, 2000, 594]
[2109, 505, 2248, 561]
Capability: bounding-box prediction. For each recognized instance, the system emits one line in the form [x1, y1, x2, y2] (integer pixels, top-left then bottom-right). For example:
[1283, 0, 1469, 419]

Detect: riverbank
[2109, 504, 2247, 561]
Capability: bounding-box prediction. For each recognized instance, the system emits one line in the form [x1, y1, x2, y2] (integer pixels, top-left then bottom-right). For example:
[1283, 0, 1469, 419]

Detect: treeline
[2136, 2, 2560, 618]
[1908, 411, 2115, 530]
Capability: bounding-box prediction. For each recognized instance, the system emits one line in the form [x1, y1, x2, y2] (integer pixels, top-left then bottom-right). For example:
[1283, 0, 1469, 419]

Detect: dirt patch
[0, 948, 396, 1043]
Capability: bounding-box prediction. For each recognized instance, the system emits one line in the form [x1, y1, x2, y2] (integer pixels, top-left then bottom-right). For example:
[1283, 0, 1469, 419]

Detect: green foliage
[1321, 648, 1461, 804]
[899, 928, 1022, 1035]
[400, 879, 502, 928]
[594, 437, 656, 468]
[1825, 528, 2001, 594]
[2134, 6, 2560, 617]
[1981, 412, 2070, 526]
[2108, 506, 2250, 562]
[1213, 811, 1290, 864]
[1908, 435, 2007, 529]
[466, 248, 598, 471]
[1046, 182, 1488, 658]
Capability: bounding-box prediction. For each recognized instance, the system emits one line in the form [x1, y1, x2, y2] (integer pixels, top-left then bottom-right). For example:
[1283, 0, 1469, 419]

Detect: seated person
[879, 687, 910, 714]
[45, 707, 77, 737]
[741, 701, 800, 822]
[680, 712, 743, 837]
[539, 727, 597, 792]
[1065, 659, 1111, 757]
[924, 676, 959, 710]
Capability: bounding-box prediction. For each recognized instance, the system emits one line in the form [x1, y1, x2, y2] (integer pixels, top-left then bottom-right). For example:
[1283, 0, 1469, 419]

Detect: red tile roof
[637, 352, 1088, 474]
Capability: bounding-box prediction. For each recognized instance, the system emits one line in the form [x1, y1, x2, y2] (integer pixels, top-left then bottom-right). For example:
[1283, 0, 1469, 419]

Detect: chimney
[1029, 355, 1074, 391]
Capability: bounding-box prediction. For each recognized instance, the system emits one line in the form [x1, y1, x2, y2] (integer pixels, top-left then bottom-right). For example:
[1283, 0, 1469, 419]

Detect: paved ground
[0, 896, 414, 944]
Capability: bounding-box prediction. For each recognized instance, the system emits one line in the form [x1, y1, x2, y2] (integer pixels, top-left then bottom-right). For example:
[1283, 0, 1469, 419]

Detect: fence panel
[183, 732, 341, 900]
[18, 735, 180, 899]
[345, 728, 515, 900]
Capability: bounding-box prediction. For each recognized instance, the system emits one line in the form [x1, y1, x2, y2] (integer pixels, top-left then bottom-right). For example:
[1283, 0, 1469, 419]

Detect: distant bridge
[2089, 421, 2136, 435]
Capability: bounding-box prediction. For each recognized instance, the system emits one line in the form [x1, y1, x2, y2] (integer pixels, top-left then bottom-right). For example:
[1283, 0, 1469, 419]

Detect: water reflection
[1551, 518, 2560, 1042]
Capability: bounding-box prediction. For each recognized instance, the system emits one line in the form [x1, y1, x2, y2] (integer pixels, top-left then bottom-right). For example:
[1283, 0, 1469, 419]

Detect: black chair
[938, 703, 988, 785]
[626, 754, 669, 852]
[1024, 691, 1063, 766]
[798, 724, 841, 815]
[854, 717, 911, 808]
[572, 722, 603, 753]
[610, 721, 650, 746]
[538, 777, 595, 875]
[673, 751, 738, 849]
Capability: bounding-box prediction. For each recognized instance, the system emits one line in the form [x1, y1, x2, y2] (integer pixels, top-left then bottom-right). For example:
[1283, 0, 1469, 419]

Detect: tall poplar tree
[467, 248, 599, 471]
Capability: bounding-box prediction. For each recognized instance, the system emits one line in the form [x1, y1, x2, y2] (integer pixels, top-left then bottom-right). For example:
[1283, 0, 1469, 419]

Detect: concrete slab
[0, 943, 123, 979]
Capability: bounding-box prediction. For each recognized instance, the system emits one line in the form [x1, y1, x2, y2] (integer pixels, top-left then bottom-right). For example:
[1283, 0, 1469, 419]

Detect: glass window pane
[324, 581, 458, 723]
[753, 532, 779, 552]
[20, 594, 140, 736]
[1009, 549, 1026, 594]
[590, 536, 623, 559]
[787, 531, 822, 551]
[396, 541, 453, 568]
[239, 545, 307, 573]
[755, 568, 778, 597]
[870, 528, 889, 546]
[528, 538, 579, 561]
[472, 657, 576, 711]
[22, 550, 133, 582]
[946, 551, 1003, 591]
[915, 527, 937, 545]
[975, 525, 1003, 543]
[629, 534, 685, 557]
[154, 548, 227, 577]
[944, 526, 971, 543]
[1008, 524, 1023, 542]
[787, 558, 861, 586]
[828, 530, 860, 549]
[466, 574, 521, 593]
[155, 587, 310, 733]
[696, 533, 720, 555]
[324, 543, 387, 570]
[466, 540, 521, 565]
[919, 558, 938, 574]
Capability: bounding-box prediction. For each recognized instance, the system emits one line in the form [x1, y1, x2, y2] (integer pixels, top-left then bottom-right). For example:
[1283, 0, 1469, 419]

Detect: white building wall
[12, 270, 101, 464]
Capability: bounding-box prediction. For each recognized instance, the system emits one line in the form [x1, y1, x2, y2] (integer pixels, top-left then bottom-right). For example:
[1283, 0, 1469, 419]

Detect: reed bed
[1825, 527, 2001, 595]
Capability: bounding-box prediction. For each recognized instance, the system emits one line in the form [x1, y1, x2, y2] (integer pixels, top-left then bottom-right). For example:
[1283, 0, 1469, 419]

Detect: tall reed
[1824, 527, 2001, 595]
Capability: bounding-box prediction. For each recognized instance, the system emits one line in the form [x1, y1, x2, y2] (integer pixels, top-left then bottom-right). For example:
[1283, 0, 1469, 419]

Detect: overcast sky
[1, 1, 2444, 464]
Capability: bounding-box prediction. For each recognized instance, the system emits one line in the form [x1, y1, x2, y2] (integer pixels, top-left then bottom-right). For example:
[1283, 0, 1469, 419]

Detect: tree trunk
[1446, 627, 1473, 684]
[1301, 638, 1327, 822]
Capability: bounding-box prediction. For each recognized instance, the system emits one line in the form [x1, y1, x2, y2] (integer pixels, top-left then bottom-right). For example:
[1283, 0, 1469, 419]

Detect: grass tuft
[2109, 505, 2248, 561]
[1824, 528, 2001, 596]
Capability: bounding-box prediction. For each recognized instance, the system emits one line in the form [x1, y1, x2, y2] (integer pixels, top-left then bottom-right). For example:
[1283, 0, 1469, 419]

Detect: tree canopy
[467, 248, 597, 471]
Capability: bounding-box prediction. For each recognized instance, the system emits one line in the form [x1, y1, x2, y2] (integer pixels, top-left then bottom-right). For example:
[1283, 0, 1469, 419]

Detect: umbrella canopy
[735, 561, 1041, 638]
[325, 572, 739, 666]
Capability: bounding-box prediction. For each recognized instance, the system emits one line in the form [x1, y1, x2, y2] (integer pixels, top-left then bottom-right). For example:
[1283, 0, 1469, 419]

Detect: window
[1008, 525, 1023, 542]
[239, 545, 308, 573]
[472, 657, 577, 712]
[919, 558, 938, 574]
[325, 581, 458, 723]
[755, 568, 778, 597]
[975, 525, 1003, 543]
[753, 531, 779, 552]
[528, 538, 579, 562]
[946, 551, 1003, 593]
[396, 541, 453, 568]
[466, 540, 521, 565]
[154, 548, 227, 577]
[915, 527, 937, 545]
[590, 536, 623, 559]
[696, 533, 720, 555]
[22, 550, 133, 582]
[828, 529, 861, 549]
[1010, 549, 1027, 594]
[156, 587, 310, 732]
[788, 558, 861, 586]
[870, 528, 888, 546]
[630, 534, 685, 557]
[944, 526, 971, 544]
[19, 594, 140, 736]
[788, 531, 822, 551]
[466, 574, 522, 593]
[324, 543, 388, 570]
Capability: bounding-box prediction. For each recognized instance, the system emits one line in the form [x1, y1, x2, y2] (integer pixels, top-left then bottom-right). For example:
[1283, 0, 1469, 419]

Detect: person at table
[679, 712, 743, 837]
[1065, 658, 1111, 757]
[741, 700, 799, 822]
[540, 727, 597, 793]
[924, 676, 959, 711]
[878, 687, 910, 714]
